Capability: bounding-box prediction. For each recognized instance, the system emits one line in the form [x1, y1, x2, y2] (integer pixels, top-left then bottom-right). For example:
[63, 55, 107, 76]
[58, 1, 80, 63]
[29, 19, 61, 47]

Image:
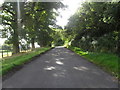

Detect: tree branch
[4, 8, 15, 16]
[2, 22, 12, 27]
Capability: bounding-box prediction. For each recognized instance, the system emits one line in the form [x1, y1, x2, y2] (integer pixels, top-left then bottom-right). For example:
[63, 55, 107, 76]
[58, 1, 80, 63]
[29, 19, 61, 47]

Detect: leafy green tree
[23, 2, 64, 48]
[1, 2, 65, 54]
[2, 2, 24, 54]
[65, 2, 120, 54]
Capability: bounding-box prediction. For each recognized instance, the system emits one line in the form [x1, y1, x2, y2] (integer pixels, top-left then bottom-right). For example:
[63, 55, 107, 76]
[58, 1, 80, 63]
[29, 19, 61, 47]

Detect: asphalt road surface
[2, 46, 118, 88]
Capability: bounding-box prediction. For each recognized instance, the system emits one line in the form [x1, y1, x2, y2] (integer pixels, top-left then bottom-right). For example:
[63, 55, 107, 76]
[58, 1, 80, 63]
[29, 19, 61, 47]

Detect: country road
[2, 46, 118, 88]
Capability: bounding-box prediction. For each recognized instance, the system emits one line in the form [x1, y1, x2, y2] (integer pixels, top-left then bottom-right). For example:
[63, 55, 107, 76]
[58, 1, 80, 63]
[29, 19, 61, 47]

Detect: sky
[0, 0, 84, 45]
[56, 0, 84, 28]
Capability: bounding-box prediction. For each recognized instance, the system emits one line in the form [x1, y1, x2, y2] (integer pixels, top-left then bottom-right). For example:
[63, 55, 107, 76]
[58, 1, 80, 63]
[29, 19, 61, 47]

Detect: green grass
[68, 46, 119, 79]
[0, 47, 51, 75]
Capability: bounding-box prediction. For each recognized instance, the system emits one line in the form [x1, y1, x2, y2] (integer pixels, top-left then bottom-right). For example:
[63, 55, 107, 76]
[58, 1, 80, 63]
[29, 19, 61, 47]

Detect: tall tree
[65, 2, 120, 54]
[23, 2, 64, 48]
[2, 2, 24, 54]
[1, 1, 65, 53]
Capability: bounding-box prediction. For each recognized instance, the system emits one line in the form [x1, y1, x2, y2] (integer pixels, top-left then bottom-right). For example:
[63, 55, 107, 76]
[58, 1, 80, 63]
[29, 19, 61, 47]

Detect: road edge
[2, 47, 54, 81]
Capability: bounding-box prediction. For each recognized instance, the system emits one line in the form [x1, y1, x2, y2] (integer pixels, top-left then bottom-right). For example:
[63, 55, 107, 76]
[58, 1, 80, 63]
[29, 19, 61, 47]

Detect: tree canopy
[1, 1, 120, 56]
[1, 1, 65, 54]
[65, 2, 120, 54]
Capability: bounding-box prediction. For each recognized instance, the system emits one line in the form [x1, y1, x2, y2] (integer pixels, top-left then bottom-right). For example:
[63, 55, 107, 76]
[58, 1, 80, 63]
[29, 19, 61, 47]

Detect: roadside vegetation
[0, 47, 51, 75]
[64, 2, 120, 80]
[68, 46, 119, 79]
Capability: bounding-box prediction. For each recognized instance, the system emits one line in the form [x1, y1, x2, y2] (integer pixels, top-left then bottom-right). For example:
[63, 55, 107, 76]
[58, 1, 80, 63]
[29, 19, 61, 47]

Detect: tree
[23, 2, 64, 48]
[2, 2, 23, 54]
[1, 1, 65, 54]
[65, 2, 120, 54]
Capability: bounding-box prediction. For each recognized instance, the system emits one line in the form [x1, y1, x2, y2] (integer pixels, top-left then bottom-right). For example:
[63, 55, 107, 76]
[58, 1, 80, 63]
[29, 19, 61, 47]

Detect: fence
[0, 45, 12, 58]
[0, 45, 31, 58]
[0, 50, 12, 58]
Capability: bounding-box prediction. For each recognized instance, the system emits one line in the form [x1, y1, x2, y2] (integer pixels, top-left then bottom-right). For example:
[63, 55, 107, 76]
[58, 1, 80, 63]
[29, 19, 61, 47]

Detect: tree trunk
[31, 38, 35, 49]
[13, 41, 19, 54]
[12, 29, 20, 54]
[117, 31, 120, 56]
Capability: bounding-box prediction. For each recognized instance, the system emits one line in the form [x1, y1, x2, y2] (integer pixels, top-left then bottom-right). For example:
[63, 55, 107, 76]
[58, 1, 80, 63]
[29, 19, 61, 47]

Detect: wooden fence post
[2, 45, 3, 58]
[7, 46, 8, 57]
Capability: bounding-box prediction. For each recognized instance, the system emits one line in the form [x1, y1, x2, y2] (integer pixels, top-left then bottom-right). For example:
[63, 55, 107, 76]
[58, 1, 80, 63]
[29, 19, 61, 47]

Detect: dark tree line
[1, 1, 64, 54]
[65, 2, 120, 55]
[1, 1, 120, 55]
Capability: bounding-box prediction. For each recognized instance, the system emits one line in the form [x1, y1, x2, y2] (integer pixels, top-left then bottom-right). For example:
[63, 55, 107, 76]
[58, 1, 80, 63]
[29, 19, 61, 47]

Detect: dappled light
[53, 72, 65, 78]
[51, 54, 59, 56]
[2, 47, 118, 88]
[55, 59, 59, 61]
[55, 58, 64, 61]
[1, 0, 119, 88]
[58, 58, 64, 60]
[63, 51, 69, 54]
[55, 46, 65, 48]
[44, 66, 56, 71]
[73, 66, 89, 71]
[55, 61, 64, 65]
[45, 61, 50, 63]
[55, 57, 64, 65]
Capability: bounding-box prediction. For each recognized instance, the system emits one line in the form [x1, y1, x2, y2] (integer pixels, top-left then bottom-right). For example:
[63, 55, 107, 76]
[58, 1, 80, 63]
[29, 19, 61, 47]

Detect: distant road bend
[3, 46, 118, 88]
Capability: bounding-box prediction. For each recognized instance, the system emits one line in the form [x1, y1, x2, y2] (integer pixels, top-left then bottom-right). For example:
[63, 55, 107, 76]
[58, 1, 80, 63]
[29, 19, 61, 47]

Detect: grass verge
[0, 47, 52, 76]
[68, 46, 119, 80]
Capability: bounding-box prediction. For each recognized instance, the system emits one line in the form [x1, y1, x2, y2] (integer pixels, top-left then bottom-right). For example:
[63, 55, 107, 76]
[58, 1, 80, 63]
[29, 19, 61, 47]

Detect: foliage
[23, 2, 65, 47]
[65, 2, 120, 54]
[51, 28, 65, 46]
[1, 2, 23, 54]
[1, 2, 65, 54]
